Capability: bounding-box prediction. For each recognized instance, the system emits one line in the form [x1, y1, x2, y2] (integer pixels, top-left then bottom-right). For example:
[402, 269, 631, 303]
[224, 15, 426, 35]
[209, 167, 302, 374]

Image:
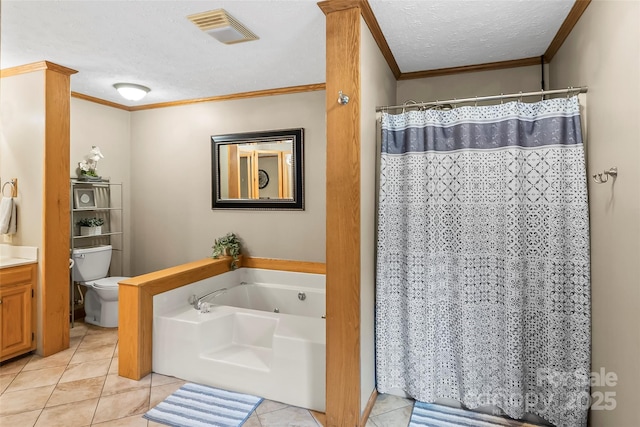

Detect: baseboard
[360, 388, 378, 426]
[310, 410, 326, 426]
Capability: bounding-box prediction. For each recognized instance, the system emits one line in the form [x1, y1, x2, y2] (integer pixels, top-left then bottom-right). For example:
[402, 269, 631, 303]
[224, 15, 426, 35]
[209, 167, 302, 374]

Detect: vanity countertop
[0, 245, 38, 269]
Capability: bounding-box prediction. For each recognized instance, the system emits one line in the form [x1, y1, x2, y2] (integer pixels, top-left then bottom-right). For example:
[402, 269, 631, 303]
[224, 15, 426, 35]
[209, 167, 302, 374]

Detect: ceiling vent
[188, 9, 258, 45]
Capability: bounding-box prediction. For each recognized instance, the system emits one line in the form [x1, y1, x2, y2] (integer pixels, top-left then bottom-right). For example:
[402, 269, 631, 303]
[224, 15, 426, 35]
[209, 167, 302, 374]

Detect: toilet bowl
[72, 245, 130, 328]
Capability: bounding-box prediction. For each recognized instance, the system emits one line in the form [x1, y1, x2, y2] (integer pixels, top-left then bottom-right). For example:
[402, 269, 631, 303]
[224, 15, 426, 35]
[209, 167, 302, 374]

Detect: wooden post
[320, 2, 362, 426]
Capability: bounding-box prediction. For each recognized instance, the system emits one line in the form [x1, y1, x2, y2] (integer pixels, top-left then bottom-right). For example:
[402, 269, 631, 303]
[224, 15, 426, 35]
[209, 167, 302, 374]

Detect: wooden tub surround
[117, 256, 325, 380]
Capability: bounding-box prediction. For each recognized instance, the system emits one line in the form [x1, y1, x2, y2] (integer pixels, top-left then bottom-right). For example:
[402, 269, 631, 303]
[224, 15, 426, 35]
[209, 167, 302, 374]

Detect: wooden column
[1, 62, 77, 356]
[41, 64, 76, 356]
[320, 2, 362, 426]
[118, 284, 153, 379]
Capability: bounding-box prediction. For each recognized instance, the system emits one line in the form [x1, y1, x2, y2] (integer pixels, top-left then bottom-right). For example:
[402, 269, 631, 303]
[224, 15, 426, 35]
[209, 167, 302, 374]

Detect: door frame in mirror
[211, 128, 304, 210]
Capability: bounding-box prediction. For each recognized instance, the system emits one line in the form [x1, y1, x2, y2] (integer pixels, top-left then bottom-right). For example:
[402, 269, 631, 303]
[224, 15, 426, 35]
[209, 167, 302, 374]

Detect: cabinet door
[0, 283, 33, 359]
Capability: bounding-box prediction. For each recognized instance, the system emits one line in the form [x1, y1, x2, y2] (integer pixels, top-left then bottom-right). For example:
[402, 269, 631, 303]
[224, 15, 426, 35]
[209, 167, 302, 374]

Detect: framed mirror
[211, 128, 304, 210]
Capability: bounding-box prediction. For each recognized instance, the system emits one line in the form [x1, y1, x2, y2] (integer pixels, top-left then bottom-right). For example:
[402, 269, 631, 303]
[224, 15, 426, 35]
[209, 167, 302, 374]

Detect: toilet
[72, 245, 129, 328]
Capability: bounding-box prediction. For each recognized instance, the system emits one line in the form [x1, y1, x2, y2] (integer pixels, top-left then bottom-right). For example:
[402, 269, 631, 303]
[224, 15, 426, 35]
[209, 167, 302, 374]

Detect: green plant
[76, 217, 105, 227]
[211, 232, 241, 270]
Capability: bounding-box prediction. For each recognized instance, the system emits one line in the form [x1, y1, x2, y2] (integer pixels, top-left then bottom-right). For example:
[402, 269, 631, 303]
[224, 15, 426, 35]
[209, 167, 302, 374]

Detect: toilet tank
[72, 245, 113, 282]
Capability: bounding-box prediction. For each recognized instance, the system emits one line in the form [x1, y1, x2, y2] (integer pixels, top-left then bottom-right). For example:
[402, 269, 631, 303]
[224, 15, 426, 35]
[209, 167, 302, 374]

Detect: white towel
[0, 197, 17, 235]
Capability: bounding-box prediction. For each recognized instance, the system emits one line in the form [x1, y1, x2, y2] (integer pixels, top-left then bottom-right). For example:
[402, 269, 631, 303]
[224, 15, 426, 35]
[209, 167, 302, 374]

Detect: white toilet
[72, 245, 129, 328]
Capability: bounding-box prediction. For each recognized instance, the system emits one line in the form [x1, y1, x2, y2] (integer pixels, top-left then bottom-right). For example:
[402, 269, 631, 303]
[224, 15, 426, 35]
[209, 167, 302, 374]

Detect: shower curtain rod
[375, 86, 588, 112]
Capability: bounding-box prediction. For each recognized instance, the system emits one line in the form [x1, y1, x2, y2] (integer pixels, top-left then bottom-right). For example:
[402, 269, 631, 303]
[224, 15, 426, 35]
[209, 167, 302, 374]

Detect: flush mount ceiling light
[113, 83, 150, 101]
[188, 9, 258, 45]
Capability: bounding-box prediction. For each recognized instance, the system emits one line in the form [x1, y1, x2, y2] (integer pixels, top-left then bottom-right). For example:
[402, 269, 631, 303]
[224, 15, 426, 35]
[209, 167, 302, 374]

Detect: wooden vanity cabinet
[0, 263, 36, 361]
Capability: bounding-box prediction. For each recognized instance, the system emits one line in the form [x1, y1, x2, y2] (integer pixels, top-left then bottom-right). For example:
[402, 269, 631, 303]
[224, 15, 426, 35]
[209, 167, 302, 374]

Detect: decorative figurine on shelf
[77, 146, 104, 181]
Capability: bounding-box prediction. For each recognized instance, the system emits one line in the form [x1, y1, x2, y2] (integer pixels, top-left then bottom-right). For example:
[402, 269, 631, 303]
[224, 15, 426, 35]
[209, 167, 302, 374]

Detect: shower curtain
[376, 96, 590, 427]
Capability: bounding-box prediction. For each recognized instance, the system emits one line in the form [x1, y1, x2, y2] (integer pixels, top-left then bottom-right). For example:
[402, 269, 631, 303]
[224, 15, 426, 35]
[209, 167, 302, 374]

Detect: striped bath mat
[144, 383, 263, 427]
[409, 401, 545, 427]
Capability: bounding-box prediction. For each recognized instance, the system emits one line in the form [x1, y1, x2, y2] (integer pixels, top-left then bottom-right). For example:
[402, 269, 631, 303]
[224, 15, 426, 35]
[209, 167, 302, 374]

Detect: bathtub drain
[273, 308, 280, 313]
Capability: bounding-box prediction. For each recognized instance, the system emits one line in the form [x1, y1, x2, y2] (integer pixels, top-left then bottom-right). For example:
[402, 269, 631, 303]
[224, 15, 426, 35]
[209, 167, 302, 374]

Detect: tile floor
[0, 322, 414, 427]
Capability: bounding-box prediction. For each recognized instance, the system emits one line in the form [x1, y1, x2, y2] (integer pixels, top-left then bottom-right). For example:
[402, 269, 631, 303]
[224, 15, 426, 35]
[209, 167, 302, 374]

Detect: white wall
[71, 99, 132, 275]
[550, 2, 640, 426]
[0, 71, 46, 351]
[396, 65, 542, 105]
[360, 17, 397, 412]
[129, 91, 326, 275]
[0, 72, 45, 248]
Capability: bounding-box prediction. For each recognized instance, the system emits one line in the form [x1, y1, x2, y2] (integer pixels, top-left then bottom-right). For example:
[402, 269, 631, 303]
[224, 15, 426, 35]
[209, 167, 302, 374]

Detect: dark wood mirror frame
[211, 128, 304, 210]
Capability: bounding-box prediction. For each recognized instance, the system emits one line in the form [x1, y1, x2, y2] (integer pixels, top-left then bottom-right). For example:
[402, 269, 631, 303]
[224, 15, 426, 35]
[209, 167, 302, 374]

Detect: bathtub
[152, 268, 326, 412]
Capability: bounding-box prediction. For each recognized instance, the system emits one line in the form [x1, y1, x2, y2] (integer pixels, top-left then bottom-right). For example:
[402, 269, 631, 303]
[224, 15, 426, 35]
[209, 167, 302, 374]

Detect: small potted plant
[211, 232, 242, 270]
[77, 217, 105, 236]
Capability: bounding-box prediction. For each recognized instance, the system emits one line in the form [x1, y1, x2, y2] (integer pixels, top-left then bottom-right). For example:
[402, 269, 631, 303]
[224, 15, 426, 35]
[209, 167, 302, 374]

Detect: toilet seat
[87, 276, 130, 289]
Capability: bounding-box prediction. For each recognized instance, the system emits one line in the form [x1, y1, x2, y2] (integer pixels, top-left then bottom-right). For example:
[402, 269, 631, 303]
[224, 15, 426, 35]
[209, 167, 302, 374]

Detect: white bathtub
[152, 268, 326, 412]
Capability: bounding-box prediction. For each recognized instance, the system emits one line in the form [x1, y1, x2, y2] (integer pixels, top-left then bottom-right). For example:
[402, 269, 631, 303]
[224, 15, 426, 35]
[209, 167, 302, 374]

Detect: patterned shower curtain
[376, 97, 590, 427]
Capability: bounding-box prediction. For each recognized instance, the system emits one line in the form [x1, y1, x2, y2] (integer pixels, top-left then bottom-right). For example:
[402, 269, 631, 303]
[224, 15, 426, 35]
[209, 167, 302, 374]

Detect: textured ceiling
[0, 0, 575, 107]
[369, 0, 574, 72]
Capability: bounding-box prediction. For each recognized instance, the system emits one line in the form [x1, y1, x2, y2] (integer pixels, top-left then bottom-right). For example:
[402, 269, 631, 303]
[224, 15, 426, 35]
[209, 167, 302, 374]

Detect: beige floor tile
[101, 373, 151, 396]
[0, 354, 32, 375]
[59, 359, 111, 383]
[149, 381, 187, 408]
[258, 406, 320, 427]
[256, 399, 290, 415]
[243, 413, 262, 427]
[46, 376, 106, 407]
[0, 372, 16, 394]
[35, 397, 98, 427]
[368, 405, 413, 427]
[150, 373, 183, 387]
[5, 365, 66, 392]
[69, 343, 116, 364]
[92, 388, 150, 424]
[365, 418, 379, 427]
[70, 323, 89, 338]
[85, 325, 117, 336]
[22, 347, 76, 372]
[0, 408, 42, 427]
[69, 335, 83, 349]
[108, 357, 119, 375]
[91, 414, 148, 426]
[0, 384, 55, 415]
[370, 393, 414, 417]
[113, 342, 119, 357]
[147, 421, 167, 427]
[78, 331, 119, 350]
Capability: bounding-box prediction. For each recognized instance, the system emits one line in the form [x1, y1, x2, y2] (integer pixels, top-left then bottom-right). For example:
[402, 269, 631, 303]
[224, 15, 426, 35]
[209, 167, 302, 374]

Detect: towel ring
[2, 180, 16, 197]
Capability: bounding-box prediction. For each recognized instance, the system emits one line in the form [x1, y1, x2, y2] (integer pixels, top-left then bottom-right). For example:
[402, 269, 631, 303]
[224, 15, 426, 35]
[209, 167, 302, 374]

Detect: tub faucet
[189, 288, 227, 311]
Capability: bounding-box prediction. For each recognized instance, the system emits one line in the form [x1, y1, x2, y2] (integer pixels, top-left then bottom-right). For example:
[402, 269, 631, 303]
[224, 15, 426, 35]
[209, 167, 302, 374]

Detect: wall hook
[338, 91, 350, 105]
[592, 167, 618, 184]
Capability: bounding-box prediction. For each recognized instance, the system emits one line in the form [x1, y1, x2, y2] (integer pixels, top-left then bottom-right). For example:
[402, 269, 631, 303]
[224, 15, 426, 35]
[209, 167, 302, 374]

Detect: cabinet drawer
[0, 264, 35, 287]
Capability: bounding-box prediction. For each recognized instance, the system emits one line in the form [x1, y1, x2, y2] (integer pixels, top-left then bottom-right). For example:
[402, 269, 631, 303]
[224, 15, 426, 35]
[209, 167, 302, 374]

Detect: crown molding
[128, 83, 326, 111]
[71, 92, 131, 111]
[71, 83, 326, 112]
[318, 0, 401, 79]
[1, 60, 77, 78]
[398, 57, 542, 80]
[544, 0, 591, 62]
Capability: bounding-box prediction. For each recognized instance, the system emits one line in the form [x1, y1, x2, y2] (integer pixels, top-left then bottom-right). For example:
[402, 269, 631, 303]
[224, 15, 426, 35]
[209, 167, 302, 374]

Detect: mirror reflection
[211, 129, 304, 210]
